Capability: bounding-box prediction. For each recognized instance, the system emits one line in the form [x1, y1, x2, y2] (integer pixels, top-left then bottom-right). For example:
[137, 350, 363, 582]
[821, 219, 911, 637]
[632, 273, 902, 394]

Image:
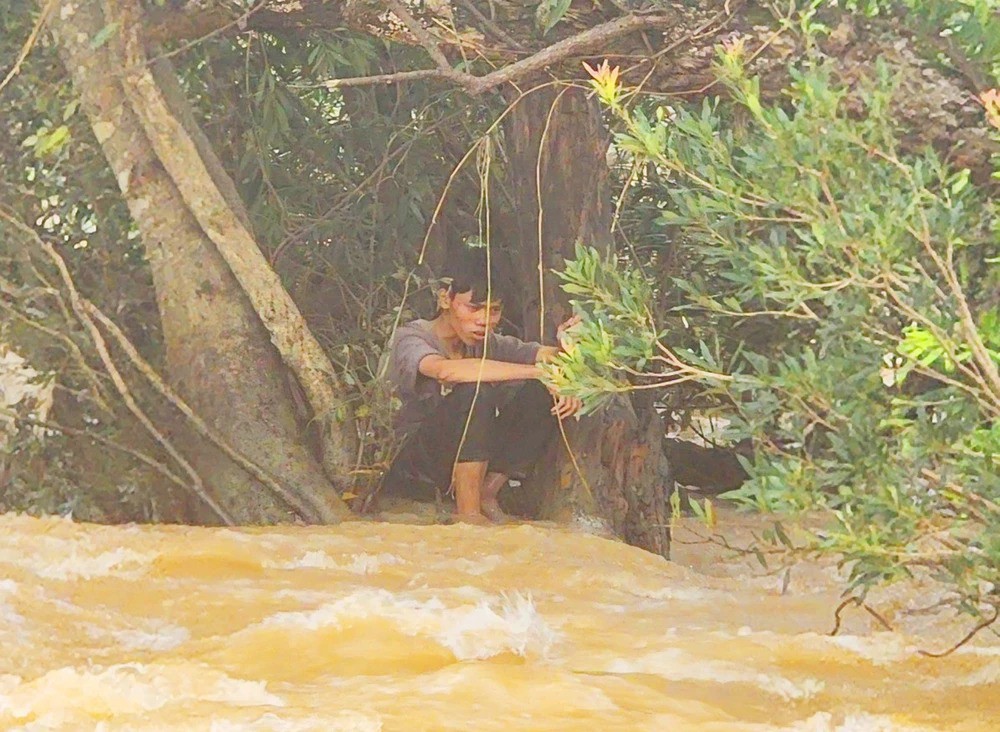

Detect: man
[384, 249, 582, 524]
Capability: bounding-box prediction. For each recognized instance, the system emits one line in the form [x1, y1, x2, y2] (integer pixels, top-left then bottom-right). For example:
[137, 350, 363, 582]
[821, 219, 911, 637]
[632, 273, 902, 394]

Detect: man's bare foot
[451, 511, 491, 526]
[481, 499, 510, 524]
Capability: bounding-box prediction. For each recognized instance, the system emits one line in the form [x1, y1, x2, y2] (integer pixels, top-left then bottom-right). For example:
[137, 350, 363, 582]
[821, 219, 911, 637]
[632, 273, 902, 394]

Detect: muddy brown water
[0, 507, 996, 730]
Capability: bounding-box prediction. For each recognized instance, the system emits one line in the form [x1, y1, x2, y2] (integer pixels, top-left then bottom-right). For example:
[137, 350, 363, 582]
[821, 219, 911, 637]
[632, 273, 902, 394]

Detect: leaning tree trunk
[46, 0, 352, 523]
[501, 87, 672, 557]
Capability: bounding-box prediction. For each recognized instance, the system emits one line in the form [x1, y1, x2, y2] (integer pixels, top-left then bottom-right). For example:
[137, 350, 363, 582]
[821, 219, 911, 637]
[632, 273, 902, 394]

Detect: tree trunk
[500, 87, 672, 557]
[46, 0, 350, 523]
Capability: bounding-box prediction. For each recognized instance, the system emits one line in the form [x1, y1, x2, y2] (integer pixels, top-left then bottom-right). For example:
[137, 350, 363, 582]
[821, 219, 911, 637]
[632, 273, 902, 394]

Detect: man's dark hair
[439, 246, 508, 306]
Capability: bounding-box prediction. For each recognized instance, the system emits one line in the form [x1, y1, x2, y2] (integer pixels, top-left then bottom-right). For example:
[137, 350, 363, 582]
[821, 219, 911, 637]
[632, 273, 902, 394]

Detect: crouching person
[384, 249, 582, 524]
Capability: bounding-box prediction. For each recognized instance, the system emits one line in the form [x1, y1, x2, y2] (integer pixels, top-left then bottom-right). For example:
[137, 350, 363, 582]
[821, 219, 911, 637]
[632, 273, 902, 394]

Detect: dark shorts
[383, 380, 557, 498]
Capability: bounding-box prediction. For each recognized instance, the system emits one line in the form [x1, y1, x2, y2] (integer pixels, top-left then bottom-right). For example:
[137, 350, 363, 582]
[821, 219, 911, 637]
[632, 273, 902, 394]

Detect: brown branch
[317, 12, 681, 95]
[322, 67, 452, 90]
[455, 0, 525, 51]
[8, 412, 196, 504]
[145, 3, 685, 97]
[0, 209, 234, 525]
[385, 0, 453, 74]
[0, 0, 58, 97]
[918, 605, 1000, 658]
[830, 595, 893, 635]
[143, 2, 345, 46]
[147, 0, 270, 63]
[81, 299, 321, 522]
[0, 296, 114, 417]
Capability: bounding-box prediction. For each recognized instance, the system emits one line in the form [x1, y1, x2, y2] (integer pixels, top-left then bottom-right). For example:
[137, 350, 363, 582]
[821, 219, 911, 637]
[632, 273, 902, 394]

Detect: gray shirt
[386, 319, 541, 436]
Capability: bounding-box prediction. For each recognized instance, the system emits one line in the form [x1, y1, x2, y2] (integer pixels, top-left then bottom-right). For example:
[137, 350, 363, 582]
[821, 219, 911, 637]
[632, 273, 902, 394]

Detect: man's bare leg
[451, 461, 490, 524]
[481, 471, 510, 523]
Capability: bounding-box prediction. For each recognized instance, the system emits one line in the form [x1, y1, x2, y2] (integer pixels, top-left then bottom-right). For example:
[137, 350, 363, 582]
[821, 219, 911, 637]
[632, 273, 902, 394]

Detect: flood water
[0, 508, 996, 730]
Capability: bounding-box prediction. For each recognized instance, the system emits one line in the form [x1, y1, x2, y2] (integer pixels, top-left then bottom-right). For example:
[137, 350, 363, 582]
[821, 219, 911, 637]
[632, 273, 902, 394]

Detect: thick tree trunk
[501, 87, 672, 556]
[47, 0, 350, 523]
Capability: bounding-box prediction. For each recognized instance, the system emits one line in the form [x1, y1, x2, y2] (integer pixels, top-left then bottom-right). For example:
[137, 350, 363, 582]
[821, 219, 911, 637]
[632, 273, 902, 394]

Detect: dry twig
[917, 605, 999, 658]
[0, 208, 234, 525]
[82, 300, 322, 522]
[0, 0, 59, 98]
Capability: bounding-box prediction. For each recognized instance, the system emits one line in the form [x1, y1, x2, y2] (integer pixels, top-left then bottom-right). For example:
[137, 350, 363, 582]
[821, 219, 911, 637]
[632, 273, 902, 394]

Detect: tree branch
[9, 411, 197, 508]
[385, 0, 453, 74]
[319, 12, 681, 94]
[142, 2, 346, 46]
[110, 0, 358, 498]
[82, 298, 323, 523]
[0, 0, 58, 97]
[0, 208, 235, 525]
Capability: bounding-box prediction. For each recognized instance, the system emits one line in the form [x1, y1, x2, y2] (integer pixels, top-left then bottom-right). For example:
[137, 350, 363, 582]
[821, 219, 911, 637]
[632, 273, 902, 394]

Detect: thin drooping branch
[0, 293, 114, 417]
[4, 213, 236, 526]
[918, 604, 1000, 658]
[385, 0, 453, 75]
[0, 0, 58, 97]
[82, 298, 321, 522]
[829, 595, 894, 636]
[8, 411, 197, 506]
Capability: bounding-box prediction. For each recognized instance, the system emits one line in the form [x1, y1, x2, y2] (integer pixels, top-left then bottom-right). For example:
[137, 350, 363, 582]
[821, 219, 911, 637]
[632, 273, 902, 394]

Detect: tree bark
[46, 0, 350, 523]
[499, 87, 673, 557]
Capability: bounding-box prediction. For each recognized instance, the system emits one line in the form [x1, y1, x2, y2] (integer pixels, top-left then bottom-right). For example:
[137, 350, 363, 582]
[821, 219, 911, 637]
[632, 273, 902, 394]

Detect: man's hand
[549, 390, 583, 420]
[556, 314, 582, 351]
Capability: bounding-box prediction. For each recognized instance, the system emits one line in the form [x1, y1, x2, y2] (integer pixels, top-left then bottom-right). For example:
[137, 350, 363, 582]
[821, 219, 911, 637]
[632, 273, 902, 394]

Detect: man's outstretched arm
[418, 355, 541, 384]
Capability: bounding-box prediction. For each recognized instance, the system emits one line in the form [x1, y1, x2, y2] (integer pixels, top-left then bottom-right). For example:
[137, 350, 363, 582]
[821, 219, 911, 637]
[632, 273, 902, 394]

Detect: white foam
[270, 552, 403, 575]
[448, 554, 504, 576]
[209, 710, 382, 732]
[782, 711, 933, 731]
[605, 649, 823, 701]
[252, 588, 556, 660]
[437, 592, 555, 660]
[204, 675, 284, 707]
[819, 633, 915, 664]
[110, 622, 191, 652]
[31, 548, 152, 580]
[0, 579, 24, 629]
[957, 659, 1000, 686]
[0, 663, 283, 721]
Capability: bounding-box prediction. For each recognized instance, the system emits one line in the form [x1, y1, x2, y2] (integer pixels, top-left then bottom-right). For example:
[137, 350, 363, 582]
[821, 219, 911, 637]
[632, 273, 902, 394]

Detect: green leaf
[90, 22, 119, 50]
[535, 0, 572, 35]
[62, 99, 81, 122]
[36, 125, 71, 157]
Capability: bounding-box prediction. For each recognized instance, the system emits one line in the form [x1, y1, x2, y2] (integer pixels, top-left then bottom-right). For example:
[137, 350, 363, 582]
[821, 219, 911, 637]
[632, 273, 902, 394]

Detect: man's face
[442, 289, 502, 345]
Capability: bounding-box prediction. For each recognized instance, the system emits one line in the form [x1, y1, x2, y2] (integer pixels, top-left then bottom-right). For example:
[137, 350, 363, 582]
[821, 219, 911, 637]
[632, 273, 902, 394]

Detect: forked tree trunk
[501, 87, 672, 556]
[46, 0, 350, 523]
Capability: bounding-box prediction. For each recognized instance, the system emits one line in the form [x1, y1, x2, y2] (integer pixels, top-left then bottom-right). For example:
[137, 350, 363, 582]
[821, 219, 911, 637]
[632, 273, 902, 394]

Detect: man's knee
[446, 382, 500, 416]
[509, 379, 557, 421]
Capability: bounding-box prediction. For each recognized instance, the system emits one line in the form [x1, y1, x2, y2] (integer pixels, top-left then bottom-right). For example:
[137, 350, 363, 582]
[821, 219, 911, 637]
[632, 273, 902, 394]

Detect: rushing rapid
[0, 509, 996, 731]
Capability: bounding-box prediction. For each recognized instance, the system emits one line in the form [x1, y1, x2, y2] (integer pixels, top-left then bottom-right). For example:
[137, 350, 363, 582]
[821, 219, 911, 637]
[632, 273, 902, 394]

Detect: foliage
[1, 2, 502, 514]
[553, 46, 1000, 611]
[844, 0, 1000, 82]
